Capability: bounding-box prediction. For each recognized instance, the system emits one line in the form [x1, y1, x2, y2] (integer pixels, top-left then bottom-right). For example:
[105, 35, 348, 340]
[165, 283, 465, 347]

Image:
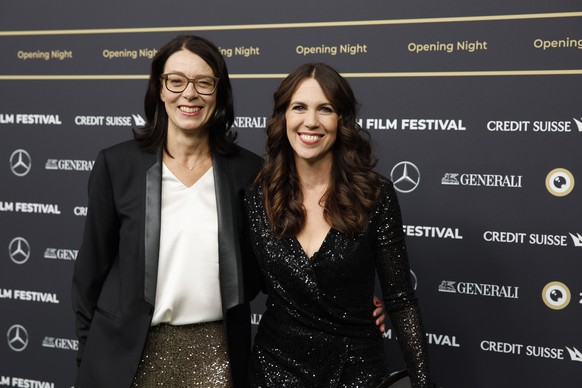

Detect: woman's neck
[295, 157, 332, 192]
[166, 128, 211, 161]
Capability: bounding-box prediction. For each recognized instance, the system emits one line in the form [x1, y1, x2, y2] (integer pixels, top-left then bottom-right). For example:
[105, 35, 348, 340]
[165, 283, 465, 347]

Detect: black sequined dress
[245, 179, 432, 388]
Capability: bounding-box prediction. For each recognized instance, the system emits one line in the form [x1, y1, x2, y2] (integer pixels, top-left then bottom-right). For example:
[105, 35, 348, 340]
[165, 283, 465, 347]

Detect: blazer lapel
[213, 153, 243, 311]
[140, 150, 243, 310]
[143, 149, 162, 306]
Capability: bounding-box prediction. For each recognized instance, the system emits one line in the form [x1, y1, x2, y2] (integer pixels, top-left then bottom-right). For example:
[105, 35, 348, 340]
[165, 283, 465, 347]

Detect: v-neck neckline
[294, 228, 334, 261]
[163, 162, 213, 189]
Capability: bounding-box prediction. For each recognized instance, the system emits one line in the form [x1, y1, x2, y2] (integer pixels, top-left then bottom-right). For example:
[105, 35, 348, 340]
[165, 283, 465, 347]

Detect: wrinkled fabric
[245, 178, 432, 388]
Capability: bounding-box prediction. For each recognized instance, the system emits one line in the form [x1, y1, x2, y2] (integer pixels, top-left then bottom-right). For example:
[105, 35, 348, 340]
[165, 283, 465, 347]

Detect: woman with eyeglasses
[71, 34, 264, 387]
[72, 34, 387, 388]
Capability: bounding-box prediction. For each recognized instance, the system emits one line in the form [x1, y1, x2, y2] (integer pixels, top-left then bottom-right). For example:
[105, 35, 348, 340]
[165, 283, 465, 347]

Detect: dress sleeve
[242, 185, 265, 296]
[71, 149, 120, 366]
[373, 180, 433, 388]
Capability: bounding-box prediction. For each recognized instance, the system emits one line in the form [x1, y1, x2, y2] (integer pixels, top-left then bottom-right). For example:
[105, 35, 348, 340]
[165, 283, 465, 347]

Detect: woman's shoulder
[377, 174, 396, 194]
[234, 145, 263, 162]
[100, 139, 146, 157]
[244, 179, 265, 207]
[219, 144, 264, 172]
[367, 172, 395, 197]
[371, 173, 400, 214]
[215, 146, 263, 190]
[245, 179, 262, 196]
[95, 139, 157, 172]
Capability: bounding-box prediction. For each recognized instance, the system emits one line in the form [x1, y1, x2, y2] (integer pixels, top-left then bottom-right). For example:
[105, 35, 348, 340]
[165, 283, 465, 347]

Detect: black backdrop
[1, 1, 581, 387]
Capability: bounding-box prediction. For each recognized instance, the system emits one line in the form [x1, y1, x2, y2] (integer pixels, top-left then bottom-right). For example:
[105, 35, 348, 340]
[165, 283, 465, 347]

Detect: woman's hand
[372, 295, 386, 333]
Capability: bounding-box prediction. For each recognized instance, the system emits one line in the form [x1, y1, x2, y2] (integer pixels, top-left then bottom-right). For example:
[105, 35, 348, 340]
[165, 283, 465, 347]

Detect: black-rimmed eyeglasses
[161, 73, 219, 95]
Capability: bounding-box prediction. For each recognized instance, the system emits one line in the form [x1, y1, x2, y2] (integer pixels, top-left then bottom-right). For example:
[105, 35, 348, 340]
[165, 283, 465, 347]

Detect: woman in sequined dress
[245, 63, 433, 387]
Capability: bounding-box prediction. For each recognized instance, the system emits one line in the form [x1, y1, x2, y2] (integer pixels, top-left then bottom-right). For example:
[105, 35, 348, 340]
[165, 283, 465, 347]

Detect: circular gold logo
[545, 168, 574, 197]
[542, 281, 571, 310]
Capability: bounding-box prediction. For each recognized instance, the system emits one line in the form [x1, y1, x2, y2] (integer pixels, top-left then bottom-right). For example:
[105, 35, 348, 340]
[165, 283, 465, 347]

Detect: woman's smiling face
[285, 78, 338, 165]
[160, 49, 217, 136]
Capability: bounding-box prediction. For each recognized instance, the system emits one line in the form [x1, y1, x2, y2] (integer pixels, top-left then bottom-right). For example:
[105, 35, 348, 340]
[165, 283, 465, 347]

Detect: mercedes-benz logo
[7, 324, 29, 352]
[10, 149, 32, 177]
[390, 161, 420, 193]
[9, 237, 31, 265]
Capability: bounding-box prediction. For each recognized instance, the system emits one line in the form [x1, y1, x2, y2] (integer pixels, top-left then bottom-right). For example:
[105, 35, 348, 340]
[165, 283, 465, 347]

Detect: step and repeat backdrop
[1, 1, 581, 387]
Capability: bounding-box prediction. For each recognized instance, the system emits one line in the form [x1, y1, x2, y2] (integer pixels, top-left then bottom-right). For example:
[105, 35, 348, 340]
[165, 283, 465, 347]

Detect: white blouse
[151, 164, 222, 326]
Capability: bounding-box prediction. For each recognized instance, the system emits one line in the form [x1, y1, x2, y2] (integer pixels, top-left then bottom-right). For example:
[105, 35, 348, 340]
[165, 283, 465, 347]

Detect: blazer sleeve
[71, 149, 120, 366]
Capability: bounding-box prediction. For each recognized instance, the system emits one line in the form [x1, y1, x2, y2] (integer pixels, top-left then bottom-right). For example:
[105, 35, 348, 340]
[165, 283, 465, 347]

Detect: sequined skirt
[132, 321, 233, 387]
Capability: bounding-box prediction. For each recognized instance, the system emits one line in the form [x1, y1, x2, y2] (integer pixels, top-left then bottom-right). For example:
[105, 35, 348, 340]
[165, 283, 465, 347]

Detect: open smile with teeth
[299, 133, 323, 143]
[179, 106, 202, 113]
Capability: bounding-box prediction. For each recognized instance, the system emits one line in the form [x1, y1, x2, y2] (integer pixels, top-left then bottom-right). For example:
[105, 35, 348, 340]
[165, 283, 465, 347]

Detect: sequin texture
[245, 178, 432, 387]
[132, 321, 232, 387]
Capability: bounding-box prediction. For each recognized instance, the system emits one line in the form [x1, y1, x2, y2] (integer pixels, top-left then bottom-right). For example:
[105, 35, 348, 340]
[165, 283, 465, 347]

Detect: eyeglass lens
[164, 74, 217, 94]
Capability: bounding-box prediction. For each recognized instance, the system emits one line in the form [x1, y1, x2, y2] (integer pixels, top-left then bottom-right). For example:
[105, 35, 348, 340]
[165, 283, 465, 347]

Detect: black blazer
[72, 139, 263, 388]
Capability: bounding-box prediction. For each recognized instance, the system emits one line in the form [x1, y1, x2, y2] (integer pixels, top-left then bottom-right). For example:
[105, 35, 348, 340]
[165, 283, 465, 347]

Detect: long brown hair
[257, 63, 381, 238]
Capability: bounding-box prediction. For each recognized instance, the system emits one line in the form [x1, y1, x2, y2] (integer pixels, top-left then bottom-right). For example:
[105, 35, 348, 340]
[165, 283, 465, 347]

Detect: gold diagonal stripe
[339, 69, 582, 77]
[0, 75, 149, 80]
[0, 12, 581, 36]
[1, 69, 582, 81]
